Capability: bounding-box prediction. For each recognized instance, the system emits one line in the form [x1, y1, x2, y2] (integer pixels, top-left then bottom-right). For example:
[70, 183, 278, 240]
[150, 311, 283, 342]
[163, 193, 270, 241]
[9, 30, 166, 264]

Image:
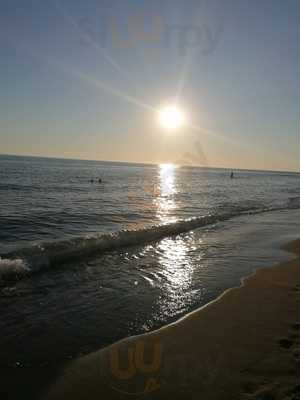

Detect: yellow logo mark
[109, 341, 163, 395]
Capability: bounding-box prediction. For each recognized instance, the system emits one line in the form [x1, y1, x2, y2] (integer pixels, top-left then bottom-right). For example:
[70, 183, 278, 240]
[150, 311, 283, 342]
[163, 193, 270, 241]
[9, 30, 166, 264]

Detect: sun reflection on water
[158, 236, 192, 288]
[155, 164, 178, 224]
[152, 164, 198, 317]
[155, 234, 197, 319]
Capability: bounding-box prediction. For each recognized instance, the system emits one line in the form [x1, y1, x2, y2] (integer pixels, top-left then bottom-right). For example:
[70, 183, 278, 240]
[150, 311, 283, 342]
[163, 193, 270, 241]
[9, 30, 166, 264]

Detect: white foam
[0, 257, 29, 280]
[2, 202, 300, 283]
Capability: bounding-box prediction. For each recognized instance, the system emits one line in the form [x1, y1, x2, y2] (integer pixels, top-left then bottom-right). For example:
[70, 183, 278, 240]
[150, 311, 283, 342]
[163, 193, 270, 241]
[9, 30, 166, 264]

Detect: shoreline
[45, 239, 300, 400]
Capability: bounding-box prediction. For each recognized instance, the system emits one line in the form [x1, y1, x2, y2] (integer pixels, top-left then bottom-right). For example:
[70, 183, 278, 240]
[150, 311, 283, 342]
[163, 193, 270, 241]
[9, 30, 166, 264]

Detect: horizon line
[0, 152, 299, 175]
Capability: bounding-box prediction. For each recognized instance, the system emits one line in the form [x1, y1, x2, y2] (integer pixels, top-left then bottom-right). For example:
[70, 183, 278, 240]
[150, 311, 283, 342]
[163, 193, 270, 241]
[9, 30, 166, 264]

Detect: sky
[0, 0, 300, 171]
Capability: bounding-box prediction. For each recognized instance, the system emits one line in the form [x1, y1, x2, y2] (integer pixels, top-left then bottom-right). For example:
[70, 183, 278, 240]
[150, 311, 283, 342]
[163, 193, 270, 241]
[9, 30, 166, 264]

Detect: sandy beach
[44, 239, 300, 400]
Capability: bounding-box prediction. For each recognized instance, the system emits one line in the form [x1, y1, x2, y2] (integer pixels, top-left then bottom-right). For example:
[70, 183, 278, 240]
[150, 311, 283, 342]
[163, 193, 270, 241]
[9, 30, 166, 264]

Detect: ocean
[1, 154, 300, 369]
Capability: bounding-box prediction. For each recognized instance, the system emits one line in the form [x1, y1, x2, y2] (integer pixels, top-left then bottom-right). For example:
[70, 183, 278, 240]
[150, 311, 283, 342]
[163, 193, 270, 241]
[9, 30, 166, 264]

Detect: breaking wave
[0, 257, 29, 281]
[0, 203, 299, 284]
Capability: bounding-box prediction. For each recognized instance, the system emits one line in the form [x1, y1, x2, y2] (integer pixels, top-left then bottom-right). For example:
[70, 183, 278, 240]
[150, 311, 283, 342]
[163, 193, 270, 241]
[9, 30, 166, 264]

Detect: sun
[158, 105, 186, 131]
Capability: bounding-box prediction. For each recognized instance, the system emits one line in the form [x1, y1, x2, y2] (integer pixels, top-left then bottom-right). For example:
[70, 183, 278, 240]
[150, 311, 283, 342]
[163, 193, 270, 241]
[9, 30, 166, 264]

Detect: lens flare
[158, 106, 186, 131]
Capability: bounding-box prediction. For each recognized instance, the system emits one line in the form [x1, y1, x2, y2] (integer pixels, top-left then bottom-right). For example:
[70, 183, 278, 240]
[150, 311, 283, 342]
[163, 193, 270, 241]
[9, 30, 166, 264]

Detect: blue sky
[0, 0, 300, 171]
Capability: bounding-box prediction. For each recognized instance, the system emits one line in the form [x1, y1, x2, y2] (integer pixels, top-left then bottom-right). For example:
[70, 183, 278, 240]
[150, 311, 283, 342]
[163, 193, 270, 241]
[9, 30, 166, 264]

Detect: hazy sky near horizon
[0, 0, 300, 171]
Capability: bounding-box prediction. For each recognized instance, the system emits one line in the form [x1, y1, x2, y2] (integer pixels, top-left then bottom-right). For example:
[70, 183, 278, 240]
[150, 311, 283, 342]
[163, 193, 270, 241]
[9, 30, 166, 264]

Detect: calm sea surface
[1, 155, 300, 367]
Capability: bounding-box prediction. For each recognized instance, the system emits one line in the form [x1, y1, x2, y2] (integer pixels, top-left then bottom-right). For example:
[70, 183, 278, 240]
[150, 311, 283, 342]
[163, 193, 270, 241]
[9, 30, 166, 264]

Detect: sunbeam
[52, 0, 129, 79]
[189, 123, 237, 145]
[11, 34, 156, 114]
[175, 2, 205, 103]
[49, 58, 156, 112]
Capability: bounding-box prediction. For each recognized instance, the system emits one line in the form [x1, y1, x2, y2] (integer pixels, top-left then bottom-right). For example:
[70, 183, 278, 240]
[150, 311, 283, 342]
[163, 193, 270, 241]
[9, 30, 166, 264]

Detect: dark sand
[44, 239, 300, 400]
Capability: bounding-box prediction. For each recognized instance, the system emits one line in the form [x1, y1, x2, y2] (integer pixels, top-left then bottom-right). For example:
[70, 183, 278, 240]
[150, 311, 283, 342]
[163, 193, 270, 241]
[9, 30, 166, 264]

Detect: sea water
[1, 154, 300, 366]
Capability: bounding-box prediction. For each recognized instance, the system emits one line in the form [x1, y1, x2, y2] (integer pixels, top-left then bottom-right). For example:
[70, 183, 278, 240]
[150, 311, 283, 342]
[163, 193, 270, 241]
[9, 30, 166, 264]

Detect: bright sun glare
[158, 105, 186, 131]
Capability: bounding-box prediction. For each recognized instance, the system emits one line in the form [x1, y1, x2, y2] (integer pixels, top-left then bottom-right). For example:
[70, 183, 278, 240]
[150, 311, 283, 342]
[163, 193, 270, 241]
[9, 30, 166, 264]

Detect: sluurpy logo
[100, 337, 224, 396]
[107, 340, 163, 395]
[77, 12, 223, 58]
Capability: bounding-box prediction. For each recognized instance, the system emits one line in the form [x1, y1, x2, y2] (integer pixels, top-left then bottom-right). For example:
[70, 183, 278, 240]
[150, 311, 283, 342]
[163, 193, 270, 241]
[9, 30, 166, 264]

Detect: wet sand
[44, 239, 300, 400]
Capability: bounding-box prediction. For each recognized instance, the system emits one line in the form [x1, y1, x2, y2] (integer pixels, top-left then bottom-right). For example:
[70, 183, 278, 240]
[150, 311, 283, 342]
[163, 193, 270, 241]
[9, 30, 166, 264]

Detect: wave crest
[0, 257, 29, 281]
[1, 203, 299, 284]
